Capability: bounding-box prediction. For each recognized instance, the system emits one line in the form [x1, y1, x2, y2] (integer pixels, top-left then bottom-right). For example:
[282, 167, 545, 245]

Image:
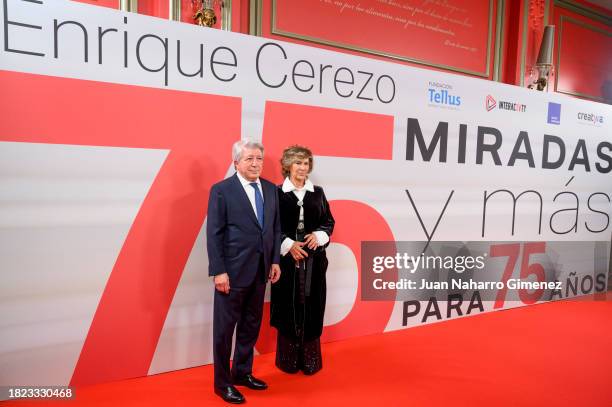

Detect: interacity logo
[428, 81, 461, 109]
[486, 95, 527, 112]
[486, 95, 496, 111]
[547, 102, 561, 125]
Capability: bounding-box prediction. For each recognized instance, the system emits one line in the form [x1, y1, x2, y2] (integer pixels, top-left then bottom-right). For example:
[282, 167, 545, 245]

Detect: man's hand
[214, 273, 230, 294]
[269, 264, 281, 283]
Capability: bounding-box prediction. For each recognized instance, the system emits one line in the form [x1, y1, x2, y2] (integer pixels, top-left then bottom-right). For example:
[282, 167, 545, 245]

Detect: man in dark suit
[206, 140, 281, 404]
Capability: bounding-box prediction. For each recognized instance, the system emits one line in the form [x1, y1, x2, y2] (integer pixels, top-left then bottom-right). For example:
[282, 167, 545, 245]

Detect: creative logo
[486, 95, 496, 111]
[577, 112, 604, 126]
[428, 81, 461, 108]
[547, 102, 561, 125]
[486, 95, 526, 112]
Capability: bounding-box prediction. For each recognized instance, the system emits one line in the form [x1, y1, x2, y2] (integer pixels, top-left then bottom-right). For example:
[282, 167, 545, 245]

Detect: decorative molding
[249, 0, 256, 35]
[555, 15, 611, 102]
[169, 0, 181, 22]
[120, 0, 137, 12]
[269, 0, 495, 78]
[554, 0, 612, 26]
[221, 0, 232, 31]
[554, 14, 563, 96]
[520, 0, 529, 86]
[257, 0, 262, 35]
[250, 0, 262, 36]
[494, 0, 506, 81]
[560, 14, 612, 37]
[485, 0, 494, 77]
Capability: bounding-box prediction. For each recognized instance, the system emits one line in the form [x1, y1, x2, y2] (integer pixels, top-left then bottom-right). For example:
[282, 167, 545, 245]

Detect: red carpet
[5, 296, 611, 407]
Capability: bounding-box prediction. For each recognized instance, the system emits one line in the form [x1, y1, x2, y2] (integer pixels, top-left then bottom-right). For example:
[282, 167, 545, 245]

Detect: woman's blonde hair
[280, 145, 313, 178]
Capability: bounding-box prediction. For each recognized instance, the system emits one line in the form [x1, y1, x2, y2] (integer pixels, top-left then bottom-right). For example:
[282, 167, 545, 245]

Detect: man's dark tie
[249, 182, 264, 228]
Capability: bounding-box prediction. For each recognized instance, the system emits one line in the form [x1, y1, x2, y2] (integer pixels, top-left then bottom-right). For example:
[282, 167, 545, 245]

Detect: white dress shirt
[236, 172, 263, 219]
[280, 177, 330, 256]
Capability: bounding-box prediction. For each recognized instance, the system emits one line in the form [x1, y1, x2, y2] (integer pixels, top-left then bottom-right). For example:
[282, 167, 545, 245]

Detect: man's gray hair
[232, 139, 265, 162]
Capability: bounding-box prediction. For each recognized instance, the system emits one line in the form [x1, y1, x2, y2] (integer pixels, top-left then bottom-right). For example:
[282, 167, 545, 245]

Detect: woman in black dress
[270, 145, 335, 375]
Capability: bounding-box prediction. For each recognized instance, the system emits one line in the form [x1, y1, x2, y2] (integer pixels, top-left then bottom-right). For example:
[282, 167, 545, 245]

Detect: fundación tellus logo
[427, 81, 461, 109]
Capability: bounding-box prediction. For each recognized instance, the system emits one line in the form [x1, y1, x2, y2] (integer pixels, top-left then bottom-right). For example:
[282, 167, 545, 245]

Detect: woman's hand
[303, 233, 319, 250]
[290, 241, 309, 260]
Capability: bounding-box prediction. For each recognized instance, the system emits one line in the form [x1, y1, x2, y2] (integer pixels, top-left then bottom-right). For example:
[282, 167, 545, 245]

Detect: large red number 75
[491, 242, 546, 309]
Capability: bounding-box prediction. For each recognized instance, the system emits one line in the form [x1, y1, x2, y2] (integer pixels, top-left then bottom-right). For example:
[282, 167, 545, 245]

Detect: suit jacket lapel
[230, 174, 261, 229]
